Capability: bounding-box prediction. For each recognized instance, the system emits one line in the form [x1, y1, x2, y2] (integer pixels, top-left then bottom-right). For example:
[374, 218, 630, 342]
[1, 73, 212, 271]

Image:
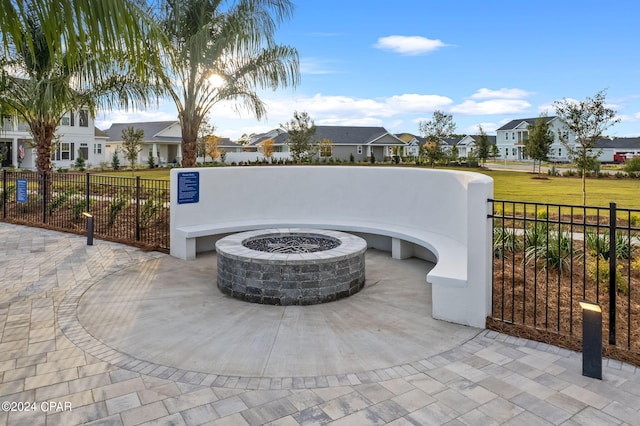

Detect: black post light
[82, 212, 94, 246]
[580, 300, 602, 380]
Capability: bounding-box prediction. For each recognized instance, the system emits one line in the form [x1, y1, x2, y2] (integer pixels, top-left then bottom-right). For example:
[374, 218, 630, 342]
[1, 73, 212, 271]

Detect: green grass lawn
[476, 169, 640, 208]
[94, 165, 640, 209]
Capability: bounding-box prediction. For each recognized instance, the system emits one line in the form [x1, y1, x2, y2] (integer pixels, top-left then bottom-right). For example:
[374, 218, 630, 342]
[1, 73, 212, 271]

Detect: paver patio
[0, 223, 638, 425]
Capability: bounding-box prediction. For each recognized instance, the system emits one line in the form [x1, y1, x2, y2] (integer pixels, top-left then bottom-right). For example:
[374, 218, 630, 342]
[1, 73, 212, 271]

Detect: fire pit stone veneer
[216, 228, 366, 305]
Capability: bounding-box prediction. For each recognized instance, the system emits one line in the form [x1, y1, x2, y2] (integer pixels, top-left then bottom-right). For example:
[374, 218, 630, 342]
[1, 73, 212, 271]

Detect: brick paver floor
[0, 223, 638, 425]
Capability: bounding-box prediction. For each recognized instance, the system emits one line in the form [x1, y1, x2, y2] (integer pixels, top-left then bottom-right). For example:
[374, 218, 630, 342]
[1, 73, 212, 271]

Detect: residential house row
[1, 115, 639, 169]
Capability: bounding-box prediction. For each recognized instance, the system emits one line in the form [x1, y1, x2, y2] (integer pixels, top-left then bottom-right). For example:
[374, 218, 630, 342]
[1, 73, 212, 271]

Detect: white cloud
[471, 88, 532, 100]
[451, 99, 531, 115]
[374, 35, 446, 56]
[386, 94, 453, 114]
[463, 122, 499, 134]
[300, 58, 338, 75]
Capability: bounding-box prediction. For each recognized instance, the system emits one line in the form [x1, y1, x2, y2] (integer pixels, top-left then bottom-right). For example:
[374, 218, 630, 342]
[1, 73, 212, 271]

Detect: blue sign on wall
[16, 178, 28, 203]
[177, 172, 200, 204]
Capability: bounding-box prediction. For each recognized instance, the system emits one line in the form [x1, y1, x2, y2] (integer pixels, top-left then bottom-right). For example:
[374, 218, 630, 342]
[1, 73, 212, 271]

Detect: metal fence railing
[1, 170, 170, 252]
[488, 199, 640, 365]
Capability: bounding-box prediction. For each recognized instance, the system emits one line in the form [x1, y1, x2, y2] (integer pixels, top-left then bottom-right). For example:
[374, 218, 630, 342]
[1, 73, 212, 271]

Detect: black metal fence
[489, 199, 640, 364]
[0, 171, 170, 252]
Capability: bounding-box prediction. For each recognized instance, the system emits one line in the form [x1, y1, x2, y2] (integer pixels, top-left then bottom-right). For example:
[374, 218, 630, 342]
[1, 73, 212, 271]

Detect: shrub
[370, 152, 376, 164]
[587, 255, 627, 295]
[536, 209, 548, 220]
[524, 223, 547, 249]
[111, 151, 121, 170]
[623, 156, 640, 173]
[108, 193, 130, 225]
[0, 183, 16, 203]
[48, 189, 75, 215]
[139, 195, 164, 229]
[615, 171, 627, 179]
[630, 214, 640, 227]
[493, 226, 520, 258]
[547, 166, 560, 176]
[349, 153, 355, 163]
[74, 150, 86, 171]
[71, 197, 93, 220]
[525, 230, 576, 273]
[147, 153, 155, 168]
[585, 231, 635, 260]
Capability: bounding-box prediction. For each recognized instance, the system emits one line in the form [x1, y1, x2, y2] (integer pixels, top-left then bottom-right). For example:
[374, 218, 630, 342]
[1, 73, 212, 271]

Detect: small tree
[281, 111, 317, 163]
[205, 136, 221, 163]
[121, 126, 144, 169]
[489, 143, 500, 160]
[554, 90, 619, 204]
[261, 138, 275, 162]
[419, 110, 457, 167]
[476, 125, 491, 167]
[111, 149, 121, 170]
[197, 121, 216, 162]
[525, 115, 554, 174]
[74, 149, 86, 171]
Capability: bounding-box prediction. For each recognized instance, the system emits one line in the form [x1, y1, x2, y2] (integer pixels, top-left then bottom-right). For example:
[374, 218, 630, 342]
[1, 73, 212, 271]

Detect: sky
[96, 0, 640, 140]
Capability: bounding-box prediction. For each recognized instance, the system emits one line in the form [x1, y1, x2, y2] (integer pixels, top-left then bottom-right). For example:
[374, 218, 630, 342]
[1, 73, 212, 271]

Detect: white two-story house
[0, 110, 106, 169]
[496, 116, 576, 162]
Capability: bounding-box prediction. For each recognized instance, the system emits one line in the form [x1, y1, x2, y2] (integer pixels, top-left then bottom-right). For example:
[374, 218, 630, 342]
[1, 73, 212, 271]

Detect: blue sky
[97, 0, 640, 139]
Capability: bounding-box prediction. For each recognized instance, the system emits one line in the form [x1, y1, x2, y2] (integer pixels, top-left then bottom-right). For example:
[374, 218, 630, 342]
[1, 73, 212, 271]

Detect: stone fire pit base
[215, 229, 367, 305]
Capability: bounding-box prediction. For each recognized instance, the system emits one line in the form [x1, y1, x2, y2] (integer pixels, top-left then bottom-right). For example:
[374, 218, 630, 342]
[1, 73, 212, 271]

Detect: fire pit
[216, 228, 366, 305]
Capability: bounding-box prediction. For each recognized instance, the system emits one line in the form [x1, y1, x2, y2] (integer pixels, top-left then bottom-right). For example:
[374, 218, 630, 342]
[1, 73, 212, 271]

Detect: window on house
[53, 142, 75, 161]
[512, 132, 515, 140]
[79, 143, 89, 160]
[505, 148, 508, 157]
[357, 145, 363, 154]
[512, 148, 516, 156]
[94, 143, 102, 154]
[558, 148, 562, 157]
[60, 114, 70, 126]
[79, 110, 89, 127]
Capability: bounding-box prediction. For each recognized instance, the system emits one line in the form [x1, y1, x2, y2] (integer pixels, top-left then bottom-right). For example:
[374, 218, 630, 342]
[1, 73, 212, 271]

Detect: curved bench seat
[174, 219, 467, 286]
[170, 166, 493, 327]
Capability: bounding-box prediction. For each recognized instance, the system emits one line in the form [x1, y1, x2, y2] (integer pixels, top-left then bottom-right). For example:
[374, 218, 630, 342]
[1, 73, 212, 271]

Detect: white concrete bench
[170, 166, 493, 327]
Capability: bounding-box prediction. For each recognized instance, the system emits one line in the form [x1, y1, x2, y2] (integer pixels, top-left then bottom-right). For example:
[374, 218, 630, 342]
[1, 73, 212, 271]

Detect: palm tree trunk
[31, 122, 55, 174]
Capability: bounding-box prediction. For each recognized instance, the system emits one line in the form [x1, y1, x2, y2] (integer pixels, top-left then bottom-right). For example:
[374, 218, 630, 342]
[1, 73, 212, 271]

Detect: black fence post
[85, 173, 91, 213]
[135, 176, 141, 241]
[2, 169, 6, 219]
[609, 201, 617, 345]
[42, 172, 48, 224]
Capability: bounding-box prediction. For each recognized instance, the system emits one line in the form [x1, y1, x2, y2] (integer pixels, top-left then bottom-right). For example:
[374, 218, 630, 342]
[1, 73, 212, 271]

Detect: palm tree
[154, 0, 299, 167]
[0, 0, 164, 174]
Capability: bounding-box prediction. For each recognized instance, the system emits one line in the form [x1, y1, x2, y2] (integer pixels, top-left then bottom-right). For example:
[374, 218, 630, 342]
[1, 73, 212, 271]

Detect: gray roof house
[105, 121, 182, 165]
[250, 126, 407, 162]
[594, 137, 640, 162]
[496, 116, 575, 161]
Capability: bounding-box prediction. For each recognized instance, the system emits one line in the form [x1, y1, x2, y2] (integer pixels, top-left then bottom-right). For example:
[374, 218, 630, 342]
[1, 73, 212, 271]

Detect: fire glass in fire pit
[216, 229, 366, 305]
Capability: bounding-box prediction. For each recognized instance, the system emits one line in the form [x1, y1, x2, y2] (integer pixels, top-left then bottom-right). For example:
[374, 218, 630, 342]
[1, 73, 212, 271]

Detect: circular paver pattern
[61, 249, 480, 387]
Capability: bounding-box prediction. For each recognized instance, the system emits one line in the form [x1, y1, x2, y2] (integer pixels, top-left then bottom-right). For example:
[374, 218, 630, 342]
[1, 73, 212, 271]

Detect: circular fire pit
[216, 229, 366, 305]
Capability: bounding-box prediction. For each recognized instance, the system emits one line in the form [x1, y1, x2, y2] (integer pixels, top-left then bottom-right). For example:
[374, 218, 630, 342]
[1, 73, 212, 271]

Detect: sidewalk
[0, 223, 638, 425]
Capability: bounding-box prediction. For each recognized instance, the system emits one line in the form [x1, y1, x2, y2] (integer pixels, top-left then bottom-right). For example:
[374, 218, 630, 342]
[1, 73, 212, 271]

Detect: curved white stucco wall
[170, 166, 493, 328]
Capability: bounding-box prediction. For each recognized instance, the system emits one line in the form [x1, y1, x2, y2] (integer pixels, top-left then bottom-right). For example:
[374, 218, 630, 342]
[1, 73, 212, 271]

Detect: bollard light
[82, 212, 94, 246]
[580, 300, 602, 380]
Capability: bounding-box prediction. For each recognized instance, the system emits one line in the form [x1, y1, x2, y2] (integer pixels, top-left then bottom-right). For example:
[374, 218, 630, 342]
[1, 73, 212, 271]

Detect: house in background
[496, 116, 575, 161]
[595, 137, 640, 162]
[0, 110, 103, 169]
[105, 121, 182, 166]
[455, 134, 497, 158]
[249, 126, 407, 162]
